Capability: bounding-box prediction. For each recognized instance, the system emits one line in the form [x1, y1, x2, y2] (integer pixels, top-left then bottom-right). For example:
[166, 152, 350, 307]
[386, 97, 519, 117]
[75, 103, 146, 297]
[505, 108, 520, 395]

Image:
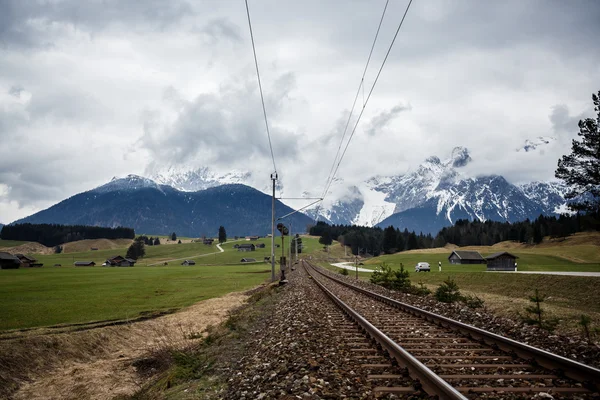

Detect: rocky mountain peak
[447, 146, 472, 168]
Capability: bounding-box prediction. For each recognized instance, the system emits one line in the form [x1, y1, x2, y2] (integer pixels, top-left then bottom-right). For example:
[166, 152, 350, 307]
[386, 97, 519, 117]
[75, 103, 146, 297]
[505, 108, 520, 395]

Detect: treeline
[0, 223, 135, 247]
[435, 213, 597, 247]
[310, 222, 434, 256]
[311, 212, 597, 255]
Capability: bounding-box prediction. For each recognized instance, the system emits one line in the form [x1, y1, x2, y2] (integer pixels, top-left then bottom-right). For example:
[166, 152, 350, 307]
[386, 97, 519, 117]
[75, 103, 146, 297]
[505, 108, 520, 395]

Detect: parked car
[415, 262, 431, 272]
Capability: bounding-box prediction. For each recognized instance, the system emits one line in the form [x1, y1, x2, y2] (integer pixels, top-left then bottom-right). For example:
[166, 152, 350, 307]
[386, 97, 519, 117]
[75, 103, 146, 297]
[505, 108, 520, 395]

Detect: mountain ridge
[14, 177, 313, 237]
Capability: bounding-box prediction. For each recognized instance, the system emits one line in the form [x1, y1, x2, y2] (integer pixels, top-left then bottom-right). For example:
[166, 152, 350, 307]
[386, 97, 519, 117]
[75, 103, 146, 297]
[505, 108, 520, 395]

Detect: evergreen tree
[555, 90, 600, 216]
[319, 230, 333, 247]
[382, 226, 397, 254]
[406, 232, 418, 250]
[171, 232, 177, 241]
[396, 228, 405, 251]
[126, 239, 145, 260]
[154, 237, 160, 245]
[218, 226, 227, 243]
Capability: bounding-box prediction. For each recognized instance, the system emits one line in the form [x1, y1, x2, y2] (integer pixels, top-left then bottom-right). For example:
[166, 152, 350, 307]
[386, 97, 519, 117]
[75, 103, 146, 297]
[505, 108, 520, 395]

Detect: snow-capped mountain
[95, 174, 165, 193]
[307, 147, 571, 233]
[137, 146, 572, 234]
[148, 166, 253, 192]
[147, 165, 282, 195]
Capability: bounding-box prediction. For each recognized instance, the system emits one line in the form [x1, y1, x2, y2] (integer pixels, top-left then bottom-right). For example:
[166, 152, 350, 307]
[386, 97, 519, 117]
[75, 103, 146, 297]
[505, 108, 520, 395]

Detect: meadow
[0, 264, 272, 331]
[0, 235, 323, 331]
[314, 237, 600, 332]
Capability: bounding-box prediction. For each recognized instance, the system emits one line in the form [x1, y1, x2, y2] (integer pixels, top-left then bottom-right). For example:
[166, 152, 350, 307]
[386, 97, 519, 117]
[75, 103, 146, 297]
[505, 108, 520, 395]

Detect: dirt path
[11, 292, 249, 400]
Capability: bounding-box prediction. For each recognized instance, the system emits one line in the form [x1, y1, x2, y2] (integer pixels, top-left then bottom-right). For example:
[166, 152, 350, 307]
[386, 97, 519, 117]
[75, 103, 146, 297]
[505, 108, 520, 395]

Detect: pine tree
[126, 240, 145, 260]
[555, 90, 600, 215]
[171, 232, 177, 241]
[382, 226, 397, 254]
[406, 232, 418, 250]
[218, 226, 227, 244]
[319, 230, 333, 247]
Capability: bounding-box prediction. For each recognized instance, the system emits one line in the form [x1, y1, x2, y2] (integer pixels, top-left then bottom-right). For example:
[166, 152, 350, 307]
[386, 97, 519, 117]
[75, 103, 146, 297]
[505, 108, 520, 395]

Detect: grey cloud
[0, 0, 194, 49]
[138, 73, 302, 168]
[198, 18, 242, 44]
[550, 105, 583, 137]
[8, 85, 24, 97]
[365, 104, 411, 137]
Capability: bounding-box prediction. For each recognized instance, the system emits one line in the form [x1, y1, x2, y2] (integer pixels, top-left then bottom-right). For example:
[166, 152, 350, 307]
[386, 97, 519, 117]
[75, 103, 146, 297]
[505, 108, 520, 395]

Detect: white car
[415, 262, 431, 272]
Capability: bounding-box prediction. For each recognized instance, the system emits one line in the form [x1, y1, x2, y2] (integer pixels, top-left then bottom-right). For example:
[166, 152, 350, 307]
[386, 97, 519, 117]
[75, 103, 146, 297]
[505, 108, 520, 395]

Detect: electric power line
[319, 0, 413, 216]
[245, 0, 278, 174]
[320, 0, 390, 202]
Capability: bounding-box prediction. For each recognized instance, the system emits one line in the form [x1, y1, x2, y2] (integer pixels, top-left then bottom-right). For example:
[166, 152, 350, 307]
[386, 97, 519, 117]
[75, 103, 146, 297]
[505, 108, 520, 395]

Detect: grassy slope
[0, 235, 321, 331]
[0, 240, 32, 248]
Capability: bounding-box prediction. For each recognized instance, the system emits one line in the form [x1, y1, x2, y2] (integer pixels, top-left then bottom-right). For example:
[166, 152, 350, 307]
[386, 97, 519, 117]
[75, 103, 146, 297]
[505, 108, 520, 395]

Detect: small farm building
[238, 244, 256, 252]
[15, 254, 43, 267]
[486, 252, 518, 271]
[203, 238, 214, 245]
[0, 252, 21, 269]
[105, 255, 135, 267]
[256, 243, 265, 248]
[181, 260, 196, 266]
[240, 258, 257, 263]
[448, 250, 485, 264]
[74, 261, 96, 266]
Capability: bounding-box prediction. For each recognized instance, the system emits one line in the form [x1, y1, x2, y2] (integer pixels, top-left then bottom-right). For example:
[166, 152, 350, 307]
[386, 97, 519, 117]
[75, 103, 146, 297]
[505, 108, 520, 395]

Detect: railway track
[303, 260, 600, 399]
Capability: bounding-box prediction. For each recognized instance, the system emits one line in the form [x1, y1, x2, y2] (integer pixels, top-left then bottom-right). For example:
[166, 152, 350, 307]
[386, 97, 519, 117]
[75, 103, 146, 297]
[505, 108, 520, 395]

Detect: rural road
[494, 271, 600, 277]
[147, 242, 225, 266]
[331, 262, 375, 273]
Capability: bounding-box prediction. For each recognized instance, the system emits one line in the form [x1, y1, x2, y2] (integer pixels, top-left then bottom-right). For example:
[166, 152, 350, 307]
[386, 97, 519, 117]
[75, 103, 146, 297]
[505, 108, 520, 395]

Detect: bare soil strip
[4, 291, 250, 400]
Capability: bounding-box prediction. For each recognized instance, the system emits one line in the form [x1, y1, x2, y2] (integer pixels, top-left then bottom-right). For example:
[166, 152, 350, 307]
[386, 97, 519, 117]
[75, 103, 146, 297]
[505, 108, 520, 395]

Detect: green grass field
[0, 264, 271, 331]
[0, 240, 31, 248]
[363, 251, 600, 272]
[0, 235, 321, 331]
[315, 245, 600, 332]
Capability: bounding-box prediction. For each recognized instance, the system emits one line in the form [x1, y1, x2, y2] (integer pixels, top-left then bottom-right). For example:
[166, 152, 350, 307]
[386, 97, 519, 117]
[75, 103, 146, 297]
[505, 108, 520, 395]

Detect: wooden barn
[105, 255, 135, 267]
[448, 250, 485, 265]
[238, 244, 256, 252]
[15, 254, 43, 267]
[486, 252, 518, 271]
[74, 261, 96, 267]
[0, 252, 21, 269]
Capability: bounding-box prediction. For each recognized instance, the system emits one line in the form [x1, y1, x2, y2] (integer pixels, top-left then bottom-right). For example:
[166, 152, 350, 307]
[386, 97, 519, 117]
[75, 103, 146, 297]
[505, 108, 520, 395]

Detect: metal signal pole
[270, 173, 277, 282]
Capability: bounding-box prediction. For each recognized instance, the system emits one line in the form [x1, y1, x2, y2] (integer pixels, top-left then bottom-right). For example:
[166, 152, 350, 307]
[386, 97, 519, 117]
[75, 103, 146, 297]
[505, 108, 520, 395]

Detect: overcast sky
[1, 0, 599, 223]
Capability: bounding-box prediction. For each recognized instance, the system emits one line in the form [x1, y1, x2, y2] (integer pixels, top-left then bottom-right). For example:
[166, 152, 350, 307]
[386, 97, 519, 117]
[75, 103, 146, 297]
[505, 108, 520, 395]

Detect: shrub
[434, 277, 462, 303]
[462, 294, 485, 309]
[339, 267, 349, 276]
[410, 281, 431, 296]
[521, 289, 559, 331]
[370, 263, 411, 291]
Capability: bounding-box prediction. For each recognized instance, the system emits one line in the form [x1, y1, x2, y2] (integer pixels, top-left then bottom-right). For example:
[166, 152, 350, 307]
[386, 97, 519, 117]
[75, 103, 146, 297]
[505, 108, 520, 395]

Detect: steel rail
[304, 262, 467, 399]
[306, 261, 600, 390]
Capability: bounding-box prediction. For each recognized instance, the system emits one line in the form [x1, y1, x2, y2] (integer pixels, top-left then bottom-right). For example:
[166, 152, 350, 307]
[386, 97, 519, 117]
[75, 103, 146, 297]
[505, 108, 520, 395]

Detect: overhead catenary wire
[319, 0, 390, 204]
[245, 0, 278, 175]
[318, 0, 413, 218]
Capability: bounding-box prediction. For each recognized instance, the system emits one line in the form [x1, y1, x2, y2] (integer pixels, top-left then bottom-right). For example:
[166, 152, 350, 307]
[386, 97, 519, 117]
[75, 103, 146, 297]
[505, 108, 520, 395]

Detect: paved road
[493, 271, 600, 277]
[331, 262, 375, 273]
